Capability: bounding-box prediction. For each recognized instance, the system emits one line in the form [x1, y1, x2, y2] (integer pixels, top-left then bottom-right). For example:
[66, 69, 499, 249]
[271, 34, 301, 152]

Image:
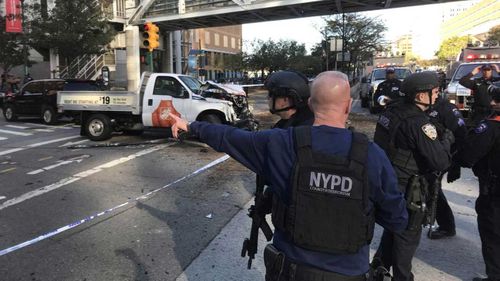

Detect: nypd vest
[271, 126, 375, 254]
[375, 106, 420, 177]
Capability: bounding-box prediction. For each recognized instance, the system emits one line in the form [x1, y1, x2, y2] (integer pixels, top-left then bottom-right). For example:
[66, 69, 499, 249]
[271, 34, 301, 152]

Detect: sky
[242, 2, 462, 59]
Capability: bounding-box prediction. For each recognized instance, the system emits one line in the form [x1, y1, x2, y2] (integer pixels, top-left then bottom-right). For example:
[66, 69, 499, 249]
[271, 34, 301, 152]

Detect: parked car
[2, 79, 100, 124]
[358, 74, 371, 108]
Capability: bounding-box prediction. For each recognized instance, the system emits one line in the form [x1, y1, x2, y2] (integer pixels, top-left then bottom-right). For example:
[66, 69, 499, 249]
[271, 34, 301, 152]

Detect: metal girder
[136, 0, 464, 31]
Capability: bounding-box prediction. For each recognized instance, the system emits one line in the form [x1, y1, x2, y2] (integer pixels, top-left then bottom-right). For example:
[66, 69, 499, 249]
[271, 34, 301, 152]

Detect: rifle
[241, 175, 273, 269]
[425, 172, 442, 229]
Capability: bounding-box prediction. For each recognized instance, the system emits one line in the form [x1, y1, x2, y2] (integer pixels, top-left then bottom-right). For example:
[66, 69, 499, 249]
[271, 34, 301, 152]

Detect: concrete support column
[126, 25, 141, 91]
[174, 30, 182, 74]
[165, 32, 173, 73]
[49, 48, 59, 78]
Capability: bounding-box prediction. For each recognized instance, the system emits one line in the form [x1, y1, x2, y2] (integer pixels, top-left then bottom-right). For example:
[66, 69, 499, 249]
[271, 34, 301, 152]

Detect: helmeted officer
[374, 67, 403, 107]
[458, 84, 500, 281]
[372, 71, 453, 281]
[265, 70, 314, 128]
[169, 71, 408, 281]
[426, 96, 467, 239]
[459, 63, 500, 125]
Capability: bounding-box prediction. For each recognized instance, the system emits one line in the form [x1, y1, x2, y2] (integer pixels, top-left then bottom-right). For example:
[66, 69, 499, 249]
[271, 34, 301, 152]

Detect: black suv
[2, 79, 100, 124]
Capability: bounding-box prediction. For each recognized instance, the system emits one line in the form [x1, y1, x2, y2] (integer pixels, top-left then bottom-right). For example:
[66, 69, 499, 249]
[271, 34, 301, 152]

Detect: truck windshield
[179, 76, 202, 93]
[452, 63, 500, 81]
[373, 68, 411, 80]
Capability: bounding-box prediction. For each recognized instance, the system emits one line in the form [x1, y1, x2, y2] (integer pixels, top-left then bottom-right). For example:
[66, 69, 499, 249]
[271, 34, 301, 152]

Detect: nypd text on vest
[309, 171, 353, 196]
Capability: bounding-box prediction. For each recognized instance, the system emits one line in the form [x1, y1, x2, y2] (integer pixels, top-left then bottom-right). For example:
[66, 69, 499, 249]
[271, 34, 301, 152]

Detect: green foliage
[245, 39, 308, 78]
[319, 13, 387, 73]
[26, 0, 116, 64]
[486, 25, 500, 46]
[0, 16, 25, 72]
[436, 36, 469, 61]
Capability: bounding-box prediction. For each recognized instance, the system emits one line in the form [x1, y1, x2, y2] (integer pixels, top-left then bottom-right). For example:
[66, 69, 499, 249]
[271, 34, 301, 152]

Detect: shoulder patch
[378, 115, 390, 129]
[458, 118, 465, 127]
[428, 110, 438, 118]
[452, 108, 462, 118]
[421, 123, 437, 140]
[474, 122, 488, 134]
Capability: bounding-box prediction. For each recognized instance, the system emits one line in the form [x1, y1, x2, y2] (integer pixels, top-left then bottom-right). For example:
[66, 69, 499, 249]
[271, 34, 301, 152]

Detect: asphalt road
[0, 115, 256, 281]
[0, 88, 488, 281]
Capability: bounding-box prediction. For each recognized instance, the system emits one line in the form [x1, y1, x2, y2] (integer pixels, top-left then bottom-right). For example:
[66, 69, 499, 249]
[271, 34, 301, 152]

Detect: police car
[445, 61, 499, 117]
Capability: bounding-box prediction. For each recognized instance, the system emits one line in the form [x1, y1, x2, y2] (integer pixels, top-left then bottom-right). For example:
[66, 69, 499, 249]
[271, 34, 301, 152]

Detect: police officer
[265, 71, 314, 128]
[458, 85, 500, 281]
[374, 67, 403, 107]
[372, 71, 453, 281]
[459, 63, 500, 126]
[170, 71, 408, 281]
[426, 96, 467, 239]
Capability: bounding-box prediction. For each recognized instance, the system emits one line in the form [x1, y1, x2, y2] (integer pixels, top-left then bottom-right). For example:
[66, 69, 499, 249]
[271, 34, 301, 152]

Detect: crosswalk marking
[23, 123, 74, 130]
[0, 135, 81, 156]
[5, 125, 29, 129]
[0, 137, 7, 141]
[0, 129, 32, 136]
[33, 129, 54, 132]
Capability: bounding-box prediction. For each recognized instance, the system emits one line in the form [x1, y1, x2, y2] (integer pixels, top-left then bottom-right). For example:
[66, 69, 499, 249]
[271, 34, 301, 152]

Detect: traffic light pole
[147, 51, 153, 72]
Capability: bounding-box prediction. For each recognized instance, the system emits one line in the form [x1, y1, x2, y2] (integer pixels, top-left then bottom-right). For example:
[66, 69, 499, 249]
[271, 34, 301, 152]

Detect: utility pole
[21, 0, 29, 76]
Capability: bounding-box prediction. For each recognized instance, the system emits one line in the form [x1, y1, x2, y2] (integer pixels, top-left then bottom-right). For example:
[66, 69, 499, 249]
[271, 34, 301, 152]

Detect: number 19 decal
[100, 96, 110, 104]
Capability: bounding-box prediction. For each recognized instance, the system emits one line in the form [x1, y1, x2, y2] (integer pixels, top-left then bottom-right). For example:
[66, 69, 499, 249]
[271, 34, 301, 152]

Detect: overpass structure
[131, 0, 463, 30]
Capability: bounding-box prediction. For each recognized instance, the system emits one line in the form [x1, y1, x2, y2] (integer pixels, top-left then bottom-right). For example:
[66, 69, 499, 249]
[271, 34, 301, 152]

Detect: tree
[26, 0, 116, 65]
[486, 25, 500, 46]
[0, 16, 25, 73]
[436, 36, 468, 62]
[246, 39, 308, 78]
[318, 13, 387, 77]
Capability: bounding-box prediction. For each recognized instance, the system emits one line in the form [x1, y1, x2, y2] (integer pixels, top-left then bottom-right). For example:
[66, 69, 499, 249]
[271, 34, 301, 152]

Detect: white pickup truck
[57, 72, 238, 141]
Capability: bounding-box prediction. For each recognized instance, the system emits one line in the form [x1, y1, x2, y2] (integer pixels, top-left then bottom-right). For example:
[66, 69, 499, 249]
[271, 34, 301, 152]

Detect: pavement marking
[5, 125, 29, 129]
[23, 123, 73, 130]
[0, 143, 174, 211]
[38, 156, 53, 162]
[0, 196, 6, 200]
[33, 129, 54, 133]
[28, 155, 90, 175]
[0, 137, 7, 141]
[0, 167, 16, 174]
[0, 129, 32, 136]
[0, 135, 80, 156]
[59, 139, 89, 147]
[0, 154, 230, 257]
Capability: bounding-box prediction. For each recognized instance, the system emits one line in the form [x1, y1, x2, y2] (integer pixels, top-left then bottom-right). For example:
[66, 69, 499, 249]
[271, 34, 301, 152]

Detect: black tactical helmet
[400, 71, 439, 100]
[265, 71, 310, 112]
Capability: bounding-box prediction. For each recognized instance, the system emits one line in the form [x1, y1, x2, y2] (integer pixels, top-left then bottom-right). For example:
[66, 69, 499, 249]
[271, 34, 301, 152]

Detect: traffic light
[143, 22, 159, 52]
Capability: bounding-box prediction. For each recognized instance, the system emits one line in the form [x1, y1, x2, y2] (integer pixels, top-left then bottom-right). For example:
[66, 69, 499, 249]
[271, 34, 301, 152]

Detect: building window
[231, 37, 236, 49]
[223, 35, 228, 48]
[205, 31, 210, 45]
[214, 33, 220, 46]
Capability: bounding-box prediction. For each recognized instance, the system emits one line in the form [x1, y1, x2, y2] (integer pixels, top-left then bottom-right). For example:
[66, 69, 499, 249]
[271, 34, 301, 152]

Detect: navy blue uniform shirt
[189, 122, 408, 276]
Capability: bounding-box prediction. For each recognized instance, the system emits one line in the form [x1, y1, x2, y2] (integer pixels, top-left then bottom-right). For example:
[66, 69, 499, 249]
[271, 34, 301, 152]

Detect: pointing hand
[169, 113, 188, 138]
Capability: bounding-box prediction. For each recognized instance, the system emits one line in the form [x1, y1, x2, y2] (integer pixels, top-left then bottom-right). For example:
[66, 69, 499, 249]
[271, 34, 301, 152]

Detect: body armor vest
[487, 118, 500, 195]
[271, 126, 375, 254]
[375, 106, 421, 177]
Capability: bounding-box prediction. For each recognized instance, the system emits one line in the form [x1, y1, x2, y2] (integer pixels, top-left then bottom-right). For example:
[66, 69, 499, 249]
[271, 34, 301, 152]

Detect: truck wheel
[41, 106, 57, 124]
[85, 114, 112, 141]
[201, 114, 222, 124]
[3, 104, 17, 121]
